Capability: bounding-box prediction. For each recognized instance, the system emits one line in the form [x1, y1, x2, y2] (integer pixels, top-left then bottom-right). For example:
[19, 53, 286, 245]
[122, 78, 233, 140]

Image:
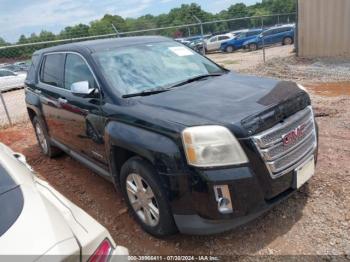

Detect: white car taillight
[88, 239, 112, 262]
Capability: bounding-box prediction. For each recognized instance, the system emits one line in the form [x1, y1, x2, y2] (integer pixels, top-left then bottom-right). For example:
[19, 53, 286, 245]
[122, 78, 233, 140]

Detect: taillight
[88, 239, 113, 262]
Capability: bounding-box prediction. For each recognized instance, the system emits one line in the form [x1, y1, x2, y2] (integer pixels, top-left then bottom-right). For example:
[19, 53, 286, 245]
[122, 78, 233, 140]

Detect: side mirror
[71, 81, 93, 96]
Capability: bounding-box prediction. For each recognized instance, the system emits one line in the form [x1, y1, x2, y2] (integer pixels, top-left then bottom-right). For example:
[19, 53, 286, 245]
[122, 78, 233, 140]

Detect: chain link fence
[0, 13, 296, 128]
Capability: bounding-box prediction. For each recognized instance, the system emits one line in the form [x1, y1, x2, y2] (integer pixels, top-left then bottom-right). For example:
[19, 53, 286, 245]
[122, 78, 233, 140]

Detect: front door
[59, 53, 107, 167]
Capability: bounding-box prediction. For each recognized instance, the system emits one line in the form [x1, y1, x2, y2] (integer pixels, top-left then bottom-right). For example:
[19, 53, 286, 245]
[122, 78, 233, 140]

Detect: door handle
[34, 89, 41, 94]
[58, 97, 68, 104]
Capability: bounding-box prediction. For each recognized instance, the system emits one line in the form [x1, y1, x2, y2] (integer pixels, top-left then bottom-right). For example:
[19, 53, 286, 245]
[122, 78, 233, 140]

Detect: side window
[40, 54, 65, 87]
[237, 33, 247, 39]
[283, 27, 292, 32]
[209, 37, 217, 43]
[64, 54, 96, 90]
[218, 36, 229, 41]
[27, 55, 39, 82]
[263, 30, 273, 37]
[276, 28, 285, 34]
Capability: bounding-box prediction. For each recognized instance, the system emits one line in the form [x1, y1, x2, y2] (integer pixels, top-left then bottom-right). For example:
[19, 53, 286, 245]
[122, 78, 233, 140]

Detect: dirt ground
[0, 45, 349, 258]
[0, 83, 349, 257]
[207, 45, 294, 71]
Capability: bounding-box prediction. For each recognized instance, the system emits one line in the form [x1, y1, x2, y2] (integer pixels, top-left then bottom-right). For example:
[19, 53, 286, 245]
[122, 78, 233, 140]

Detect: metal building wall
[298, 0, 350, 57]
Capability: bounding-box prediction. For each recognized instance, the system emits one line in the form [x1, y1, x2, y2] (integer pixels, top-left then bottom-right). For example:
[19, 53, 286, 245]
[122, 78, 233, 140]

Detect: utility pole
[0, 93, 12, 126]
[261, 17, 266, 63]
[111, 24, 120, 37]
[193, 15, 205, 55]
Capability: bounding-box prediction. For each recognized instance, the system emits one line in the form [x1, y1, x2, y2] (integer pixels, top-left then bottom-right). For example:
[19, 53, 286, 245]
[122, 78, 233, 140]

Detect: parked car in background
[0, 69, 26, 92]
[220, 29, 263, 53]
[189, 39, 205, 53]
[175, 35, 209, 47]
[26, 36, 318, 237]
[0, 143, 128, 260]
[229, 29, 248, 38]
[204, 33, 234, 52]
[243, 25, 295, 51]
[13, 61, 30, 72]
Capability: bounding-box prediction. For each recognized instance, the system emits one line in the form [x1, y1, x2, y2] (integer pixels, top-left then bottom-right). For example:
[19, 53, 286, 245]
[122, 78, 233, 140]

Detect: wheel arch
[105, 121, 184, 184]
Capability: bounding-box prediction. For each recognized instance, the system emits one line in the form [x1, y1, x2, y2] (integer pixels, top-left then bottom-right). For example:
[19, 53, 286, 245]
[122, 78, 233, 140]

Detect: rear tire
[32, 116, 62, 158]
[120, 156, 178, 237]
[249, 43, 258, 51]
[225, 45, 235, 53]
[283, 37, 293, 45]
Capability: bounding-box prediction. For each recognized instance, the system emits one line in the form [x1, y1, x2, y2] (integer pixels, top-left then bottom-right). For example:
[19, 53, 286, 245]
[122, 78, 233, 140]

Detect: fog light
[213, 185, 233, 214]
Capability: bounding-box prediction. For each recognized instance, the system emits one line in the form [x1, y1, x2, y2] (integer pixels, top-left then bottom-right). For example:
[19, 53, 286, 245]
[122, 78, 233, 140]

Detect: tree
[2, 0, 297, 59]
[0, 37, 8, 46]
[59, 24, 90, 39]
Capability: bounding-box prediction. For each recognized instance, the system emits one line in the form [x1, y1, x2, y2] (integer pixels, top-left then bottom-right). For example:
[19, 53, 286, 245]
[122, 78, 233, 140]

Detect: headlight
[182, 125, 248, 167]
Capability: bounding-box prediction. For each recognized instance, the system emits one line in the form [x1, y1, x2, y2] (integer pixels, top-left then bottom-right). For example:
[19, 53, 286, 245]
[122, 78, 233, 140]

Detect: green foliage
[0, 0, 296, 59]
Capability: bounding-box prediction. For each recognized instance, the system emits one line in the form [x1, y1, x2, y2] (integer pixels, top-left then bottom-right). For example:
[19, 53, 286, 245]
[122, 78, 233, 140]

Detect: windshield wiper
[168, 73, 225, 88]
[122, 73, 225, 98]
[122, 87, 171, 98]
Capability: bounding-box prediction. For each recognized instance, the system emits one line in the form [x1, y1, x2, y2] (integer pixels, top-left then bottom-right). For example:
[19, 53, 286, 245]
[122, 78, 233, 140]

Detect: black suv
[25, 36, 318, 236]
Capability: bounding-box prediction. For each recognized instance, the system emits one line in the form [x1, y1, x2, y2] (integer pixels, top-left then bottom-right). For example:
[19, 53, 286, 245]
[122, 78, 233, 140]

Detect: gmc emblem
[282, 124, 306, 146]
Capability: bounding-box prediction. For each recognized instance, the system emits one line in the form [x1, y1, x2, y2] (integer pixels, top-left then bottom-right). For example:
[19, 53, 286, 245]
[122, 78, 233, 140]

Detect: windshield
[93, 41, 225, 96]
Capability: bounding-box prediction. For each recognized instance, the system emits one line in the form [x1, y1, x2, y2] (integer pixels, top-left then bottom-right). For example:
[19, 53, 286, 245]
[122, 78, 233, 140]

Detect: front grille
[252, 106, 317, 179]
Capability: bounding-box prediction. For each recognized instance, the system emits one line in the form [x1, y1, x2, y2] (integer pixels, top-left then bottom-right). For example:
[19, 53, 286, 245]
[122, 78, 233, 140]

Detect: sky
[0, 0, 259, 43]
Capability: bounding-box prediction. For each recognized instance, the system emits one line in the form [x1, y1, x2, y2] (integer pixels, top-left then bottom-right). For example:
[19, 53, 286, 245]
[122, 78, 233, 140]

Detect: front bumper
[170, 146, 318, 235]
[174, 187, 295, 235]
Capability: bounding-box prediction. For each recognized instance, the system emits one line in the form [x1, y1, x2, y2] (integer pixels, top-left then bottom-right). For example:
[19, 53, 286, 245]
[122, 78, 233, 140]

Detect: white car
[0, 69, 26, 92]
[204, 33, 235, 52]
[0, 143, 128, 261]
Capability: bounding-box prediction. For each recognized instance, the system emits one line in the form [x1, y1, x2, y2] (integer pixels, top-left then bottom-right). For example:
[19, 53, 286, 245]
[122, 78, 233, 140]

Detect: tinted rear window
[40, 53, 65, 87]
[0, 164, 24, 237]
[26, 54, 40, 83]
[0, 164, 17, 194]
[247, 31, 260, 37]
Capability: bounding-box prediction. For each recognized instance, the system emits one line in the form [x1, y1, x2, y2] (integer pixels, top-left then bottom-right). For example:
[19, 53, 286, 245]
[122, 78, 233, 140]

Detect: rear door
[262, 29, 276, 45]
[272, 27, 289, 44]
[37, 53, 66, 141]
[234, 33, 248, 48]
[206, 36, 218, 51]
[216, 35, 231, 49]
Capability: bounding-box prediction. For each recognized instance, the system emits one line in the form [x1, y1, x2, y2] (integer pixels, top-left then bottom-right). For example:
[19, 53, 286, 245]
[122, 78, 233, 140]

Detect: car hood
[134, 72, 307, 137]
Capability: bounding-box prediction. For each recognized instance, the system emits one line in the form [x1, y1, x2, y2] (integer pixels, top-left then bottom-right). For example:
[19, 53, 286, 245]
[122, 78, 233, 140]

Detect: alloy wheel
[126, 173, 160, 227]
[284, 37, 293, 45]
[35, 123, 48, 153]
[250, 43, 257, 51]
[226, 46, 234, 53]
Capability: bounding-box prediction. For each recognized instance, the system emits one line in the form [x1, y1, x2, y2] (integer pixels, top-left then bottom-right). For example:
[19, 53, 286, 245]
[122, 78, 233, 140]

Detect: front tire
[32, 116, 62, 158]
[120, 156, 178, 237]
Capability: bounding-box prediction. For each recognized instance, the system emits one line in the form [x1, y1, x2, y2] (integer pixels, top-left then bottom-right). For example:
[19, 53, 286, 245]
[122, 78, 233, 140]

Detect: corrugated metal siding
[298, 0, 350, 57]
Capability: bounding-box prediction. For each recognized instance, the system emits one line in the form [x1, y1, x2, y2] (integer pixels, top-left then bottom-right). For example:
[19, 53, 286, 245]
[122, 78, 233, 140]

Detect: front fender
[105, 121, 184, 175]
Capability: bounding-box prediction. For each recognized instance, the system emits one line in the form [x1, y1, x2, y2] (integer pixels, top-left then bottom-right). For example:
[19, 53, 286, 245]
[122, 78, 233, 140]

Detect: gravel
[241, 56, 350, 83]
